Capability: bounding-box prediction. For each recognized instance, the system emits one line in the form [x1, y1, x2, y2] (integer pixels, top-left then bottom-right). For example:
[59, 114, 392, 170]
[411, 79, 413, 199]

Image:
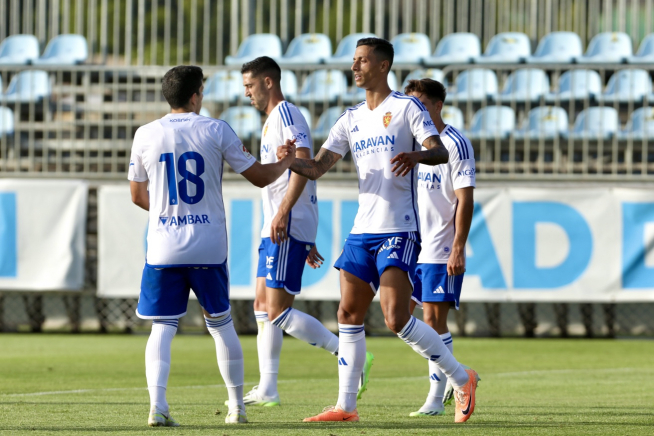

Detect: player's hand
[270, 211, 290, 245]
[276, 139, 297, 161]
[447, 247, 466, 276]
[306, 245, 324, 269]
[390, 151, 421, 177]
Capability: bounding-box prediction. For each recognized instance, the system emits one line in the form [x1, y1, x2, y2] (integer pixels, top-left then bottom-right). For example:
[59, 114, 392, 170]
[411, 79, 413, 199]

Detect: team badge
[241, 144, 252, 157]
[263, 124, 268, 136]
[383, 111, 392, 128]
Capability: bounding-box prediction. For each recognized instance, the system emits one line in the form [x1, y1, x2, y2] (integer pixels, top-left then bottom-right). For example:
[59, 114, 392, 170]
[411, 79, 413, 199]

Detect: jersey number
[159, 152, 205, 205]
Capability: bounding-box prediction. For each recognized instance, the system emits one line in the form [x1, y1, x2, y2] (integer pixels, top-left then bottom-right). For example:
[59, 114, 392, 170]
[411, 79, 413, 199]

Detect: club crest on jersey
[383, 111, 393, 128]
[263, 124, 268, 137]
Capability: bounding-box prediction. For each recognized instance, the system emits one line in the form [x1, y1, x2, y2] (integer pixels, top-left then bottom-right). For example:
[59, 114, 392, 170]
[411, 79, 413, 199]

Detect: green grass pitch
[0, 334, 653, 435]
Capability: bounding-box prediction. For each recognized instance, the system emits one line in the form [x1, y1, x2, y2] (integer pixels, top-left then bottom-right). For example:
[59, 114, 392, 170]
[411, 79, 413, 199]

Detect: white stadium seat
[526, 32, 583, 64]
[466, 106, 516, 140]
[278, 33, 332, 66]
[0, 34, 40, 65]
[296, 70, 348, 103]
[446, 69, 498, 102]
[391, 33, 432, 65]
[424, 32, 481, 66]
[620, 107, 654, 140]
[225, 34, 283, 66]
[219, 106, 262, 139]
[33, 34, 88, 65]
[2, 70, 51, 103]
[600, 69, 652, 103]
[499, 68, 550, 102]
[546, 69, 603, 102]
[576, 32, 632, 64]
[204, 70, 243, 103]
[514, 106, 569, 140]
[313, 106, 344, 138]
[628, 33, 654, 64]
[298, 106, 313, 129]
[441, 106, 464, 131]
[199, 107, 212, 118]
[400, 69, 445, 92]
[475, 32, 531, 64]
[326, 33, 376, 67]
[564, 107, 619, 140]
[0, 106, 14, 136]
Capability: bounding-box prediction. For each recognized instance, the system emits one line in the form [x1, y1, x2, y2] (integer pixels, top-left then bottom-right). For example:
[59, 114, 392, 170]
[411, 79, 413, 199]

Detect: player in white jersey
[404, 79, 476, 417]
[128, 66, 296, 426]
[276, 38, 479, 423]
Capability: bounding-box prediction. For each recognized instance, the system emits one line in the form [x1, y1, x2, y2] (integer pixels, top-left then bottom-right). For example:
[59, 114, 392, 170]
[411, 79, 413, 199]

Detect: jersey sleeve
[407, 98, 440, 145]
[280, 104, 312, 150]
[447, 133, 476, 190]
[219, 121, 256, 174]
[127, 128, 148, 182]
[321, 111, 350, 157]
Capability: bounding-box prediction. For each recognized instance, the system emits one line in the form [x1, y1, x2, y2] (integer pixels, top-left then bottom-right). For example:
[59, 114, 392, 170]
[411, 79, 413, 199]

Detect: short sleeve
[446, 132, 476, 190]
[281, 105, 312, 150]
[407, 97, 439, 145]
[219, 121, 256, 174]
[128, 128, 148, 182]
[321, 111, 350, 157]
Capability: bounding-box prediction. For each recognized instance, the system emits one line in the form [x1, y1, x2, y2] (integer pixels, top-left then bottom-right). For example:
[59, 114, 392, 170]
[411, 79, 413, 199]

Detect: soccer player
[128, 65, 296, 426]
[404, 79, 476, 417]
[276, 38, 479, 423]
[237, 56, 373, 407]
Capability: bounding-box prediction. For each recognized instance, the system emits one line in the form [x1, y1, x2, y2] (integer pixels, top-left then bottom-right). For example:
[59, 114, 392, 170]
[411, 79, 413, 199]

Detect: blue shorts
[411, 263, 464, 310]
[334, 232, 420, 294]
[136, 264, 231, 319]
[256, 237, 313, 294]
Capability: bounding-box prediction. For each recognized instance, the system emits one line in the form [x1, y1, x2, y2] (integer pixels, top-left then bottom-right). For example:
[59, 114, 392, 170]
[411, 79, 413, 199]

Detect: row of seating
[204, 68, 654, 104]
[225, 31, 654, 67]
[197, 105, 654, 141]
[0, 34, 87, 66]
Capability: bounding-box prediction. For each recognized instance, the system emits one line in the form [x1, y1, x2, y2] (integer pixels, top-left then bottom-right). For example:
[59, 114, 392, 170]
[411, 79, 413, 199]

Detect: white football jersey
[323, 91, 439, 234]
[260, 101, 318, 243]
[128, 112, 256, 267]
[416, 125, 476, 264]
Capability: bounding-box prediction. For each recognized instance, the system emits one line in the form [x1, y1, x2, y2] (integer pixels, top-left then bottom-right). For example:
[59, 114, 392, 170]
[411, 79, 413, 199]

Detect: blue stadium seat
[278, 33, 332, 66]
[499, 68, 550, 102]
[344, 71, 398, 103]
[0, 34, 40, 65]
[298, 106, 312, 129]
[33, 34, 88, 65]
[514, 106, 568, 140]
[326, 33, 376, 67]
[313, 106, 344, 138]
[203, 70, 243, 103]
[296, 70, 348, 103]
[441, 106, 464, 131]
[0, 107, 14, 136]
[225, 34, 283, 66]
[199, 107, 212, 117]
[2, 70, 51, 103]
[400, 68, 445, 92]
[620, 107, 654, 140]
[526, 32, 583, 64]
[564, 107, 619, 140]
[391, 33, 432, 65]
[600, 69, 652, 103]
[546, 69, 602, 102]
[466, 106, 516, 140]
[475, 32, 531, 64]
[424, 33, 481, 66]
[446, 69, 498, 102]
[628, 33, 654, 64]
[219, 106, 262, 139]
[576, 32, 632, 64]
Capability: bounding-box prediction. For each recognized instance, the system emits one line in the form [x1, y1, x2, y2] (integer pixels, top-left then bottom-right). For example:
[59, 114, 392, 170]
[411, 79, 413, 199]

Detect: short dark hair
[404, 78, 447, 103]
[161, 65, 204, 109]
[241, 56, 281, 83]
[356, 37, 394, 68]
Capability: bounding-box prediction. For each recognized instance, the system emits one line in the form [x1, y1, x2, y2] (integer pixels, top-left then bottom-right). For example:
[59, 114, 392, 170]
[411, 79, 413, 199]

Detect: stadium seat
[526, 32, 583, 64]
[390, 33, 432, 65]
[225, 34, 283, 66]
[514, 106, 568, 140]
[466, 106, 516, 140]
[441, 106, 464, 130]
[0, 106, 14, 136]
[400, 69, 445, 92]
[298, 106, 312, 129]
[576, 32, 632, 64]
[199, 107, 212, 117]
[564, 107, 619, 140]
[278, 33, 332, 66]
[203, 70, 243, 103]
[326, 33, 376, 67]
[628, 33, 654, 64]
[499, 68, 550, 102]
[600, 69, 652, 103]
[219, 106, 262, 139]
[313, 106, 344, 138]
[33, 34, 88, 65]
[546, 69, 602, 102]
[2, 70, 51, 103]
[281, 70, 299, 101]
[424, 32, 481, 66]
[475, 32, 531, 64]
[446, 69, 498, 102]
[345, 71, 398, 103]
[296, 70, 348, 103]
[0, 34, 40, 65]
[620, 107, 654, 140]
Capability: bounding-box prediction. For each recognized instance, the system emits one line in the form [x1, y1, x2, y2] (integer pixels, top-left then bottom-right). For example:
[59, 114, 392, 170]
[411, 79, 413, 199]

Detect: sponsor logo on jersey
[266, 273, 272, 280]
[379, 236, 403, 253]
[434, 286, 445, 294]
[263, 124, 268, 137]
[291, 132, 308, 143]
[418, 171, 441, 183]
[261, 144, 271, 155]
[241, 144, 252, 158]
[458, 168, 476, 177]
[352, 135, 395, 153]
[383, 111, 393, 128]
[387, 252, 399, 259]
[169, 118, 191, 122]
[444, 247, 450, 253]
[266, 256, 274, 269]
[423, 119, 434, 127]
[351, 125, 359, 133]
[159, 214, 211, 226]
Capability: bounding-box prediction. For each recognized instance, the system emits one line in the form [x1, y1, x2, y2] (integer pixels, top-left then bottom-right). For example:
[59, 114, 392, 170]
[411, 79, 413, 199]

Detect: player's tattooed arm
[277, 144, 341, 180]
[390, 135, 449, 177]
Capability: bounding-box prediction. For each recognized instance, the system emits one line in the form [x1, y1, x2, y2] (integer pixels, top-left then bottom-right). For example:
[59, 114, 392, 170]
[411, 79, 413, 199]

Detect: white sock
[336, 324, 366, 413]
[272, 307, 339, 355]
[422, 332, 453, 410]
[398, 317, 468, 389]
[254, 311, 282, 399]
[205, 313, 245, 409]
[145, 319, 178, 412]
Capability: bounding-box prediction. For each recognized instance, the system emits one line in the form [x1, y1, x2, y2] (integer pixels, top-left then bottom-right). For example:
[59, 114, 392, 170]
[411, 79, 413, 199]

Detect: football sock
[423, 332, 453, 410]
[335, 324, 366, 413]
[398, 317, 468, 389]
[205, 313, 245, 409]
[254, 311, 282, 399]
[145, 319, 178, 412]
[272, 307, 339, 355]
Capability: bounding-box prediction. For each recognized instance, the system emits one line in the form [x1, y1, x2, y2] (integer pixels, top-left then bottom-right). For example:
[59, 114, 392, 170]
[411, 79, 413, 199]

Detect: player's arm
[240, 142, 296, 188]
[276, 144, 341, 181]
[130, 180, 150, 211]
[390, 134, 449, 177]
[447, 187, 474, 276]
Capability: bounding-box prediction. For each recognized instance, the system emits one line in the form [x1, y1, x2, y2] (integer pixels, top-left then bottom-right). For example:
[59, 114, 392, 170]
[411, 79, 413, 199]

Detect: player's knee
[337, 305, 358, 325]
[267, 305, 289, 322]
[384, 312, 410, 334]
[253, 298, 266, 313]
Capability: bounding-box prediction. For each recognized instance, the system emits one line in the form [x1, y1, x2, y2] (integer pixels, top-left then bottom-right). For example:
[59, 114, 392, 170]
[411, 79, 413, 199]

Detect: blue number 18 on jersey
[159, 152, 205, 205]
